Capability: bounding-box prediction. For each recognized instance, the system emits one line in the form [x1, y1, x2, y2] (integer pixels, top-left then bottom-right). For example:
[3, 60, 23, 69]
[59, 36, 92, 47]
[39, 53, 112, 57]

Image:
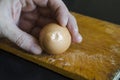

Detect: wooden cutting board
[0, 12, 120, 80]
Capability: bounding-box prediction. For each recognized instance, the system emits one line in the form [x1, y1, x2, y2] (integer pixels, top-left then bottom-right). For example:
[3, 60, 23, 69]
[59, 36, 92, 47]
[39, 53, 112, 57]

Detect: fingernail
[75, 33, 83, 43]
[30, 45, 42, 55]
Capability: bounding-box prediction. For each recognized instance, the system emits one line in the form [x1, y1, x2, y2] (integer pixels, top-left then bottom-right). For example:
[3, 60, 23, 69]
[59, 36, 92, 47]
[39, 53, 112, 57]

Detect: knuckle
[15, 32, 35, 51]
[15, 33, 25, 47]
[21, 0, 36, 12]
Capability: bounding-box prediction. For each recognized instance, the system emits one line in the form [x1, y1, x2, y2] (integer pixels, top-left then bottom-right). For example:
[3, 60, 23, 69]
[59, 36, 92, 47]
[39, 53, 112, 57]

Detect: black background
[0, 0, 120, 80]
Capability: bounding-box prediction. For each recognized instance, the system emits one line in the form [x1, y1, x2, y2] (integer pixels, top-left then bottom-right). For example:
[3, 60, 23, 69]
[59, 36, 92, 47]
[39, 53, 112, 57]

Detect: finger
[47, 0, 69, 27]
[4, 23, 42, 54]
[36, 16, 56, 27]
[33, 0, 48, 7]
[67, 14, 82, 43]
[34, 0, 69, 27]
[31, 27, 41, 39]
[38, 7, 53, 18]
[21, 0, 36, 12]
[21, 9, 38, 21]
[18, 19, 34, 33]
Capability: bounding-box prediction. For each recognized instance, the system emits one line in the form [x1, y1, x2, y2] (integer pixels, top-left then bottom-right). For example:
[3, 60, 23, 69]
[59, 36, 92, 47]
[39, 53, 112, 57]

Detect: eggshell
[39, 23, 71, 54]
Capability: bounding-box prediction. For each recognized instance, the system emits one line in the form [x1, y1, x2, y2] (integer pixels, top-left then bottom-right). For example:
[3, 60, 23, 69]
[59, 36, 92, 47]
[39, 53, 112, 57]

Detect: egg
[39, 23, 71, 55]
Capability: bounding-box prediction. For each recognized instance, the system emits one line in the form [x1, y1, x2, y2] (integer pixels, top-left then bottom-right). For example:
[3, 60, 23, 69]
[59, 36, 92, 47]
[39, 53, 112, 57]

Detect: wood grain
[0, 12, 120, 80]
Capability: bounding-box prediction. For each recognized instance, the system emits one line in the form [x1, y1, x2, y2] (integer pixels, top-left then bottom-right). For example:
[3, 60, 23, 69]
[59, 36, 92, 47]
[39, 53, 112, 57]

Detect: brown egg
[39, 23, 71, 54]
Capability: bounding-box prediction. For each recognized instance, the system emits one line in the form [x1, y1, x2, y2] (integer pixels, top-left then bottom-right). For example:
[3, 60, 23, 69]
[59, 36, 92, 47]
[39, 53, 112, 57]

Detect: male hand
[0, 0, 82, 54]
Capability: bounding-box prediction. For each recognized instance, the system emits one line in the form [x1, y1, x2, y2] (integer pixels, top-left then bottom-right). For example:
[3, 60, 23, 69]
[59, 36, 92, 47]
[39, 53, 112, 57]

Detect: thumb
[3, 23, 42, 55]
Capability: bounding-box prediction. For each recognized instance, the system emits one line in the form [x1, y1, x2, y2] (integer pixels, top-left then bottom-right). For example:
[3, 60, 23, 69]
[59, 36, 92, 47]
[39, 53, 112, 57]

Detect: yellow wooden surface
[0, 12, 120, 80]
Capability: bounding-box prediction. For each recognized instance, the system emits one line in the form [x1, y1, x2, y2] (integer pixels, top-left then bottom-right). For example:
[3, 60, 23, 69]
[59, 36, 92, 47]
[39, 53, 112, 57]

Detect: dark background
[0, 0, 120, 80]
[64, 0, 120, 24]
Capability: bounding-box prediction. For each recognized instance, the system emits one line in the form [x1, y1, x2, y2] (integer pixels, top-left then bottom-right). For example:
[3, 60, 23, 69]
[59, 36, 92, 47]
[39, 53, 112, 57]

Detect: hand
[0, 0, 82, 54]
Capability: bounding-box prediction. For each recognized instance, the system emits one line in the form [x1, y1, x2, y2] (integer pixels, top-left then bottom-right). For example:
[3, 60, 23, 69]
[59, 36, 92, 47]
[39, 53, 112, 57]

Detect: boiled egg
[39, 23, 71, 54]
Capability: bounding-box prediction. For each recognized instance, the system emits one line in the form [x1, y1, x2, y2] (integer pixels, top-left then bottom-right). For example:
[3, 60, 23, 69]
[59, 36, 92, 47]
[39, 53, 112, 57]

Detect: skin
[0, 0, 82, 54]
